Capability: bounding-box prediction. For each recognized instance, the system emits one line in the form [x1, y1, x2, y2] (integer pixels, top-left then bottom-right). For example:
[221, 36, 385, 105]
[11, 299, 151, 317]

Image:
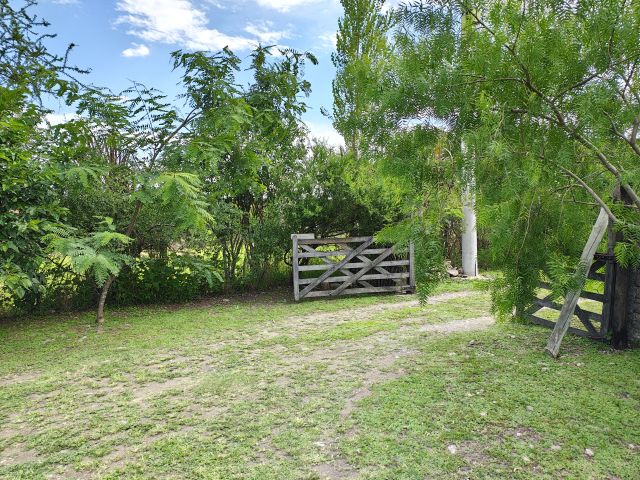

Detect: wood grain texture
[291, 235, 414, 301]
[545, 208, 609, 357]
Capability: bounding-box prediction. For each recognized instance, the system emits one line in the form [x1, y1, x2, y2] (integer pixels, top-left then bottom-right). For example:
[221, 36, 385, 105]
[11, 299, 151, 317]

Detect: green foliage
[50, 218, 133, 287]
[107, 255, 223, 306]
[335, 0, 640, 313]
[332, 0, 393, 155]
[0, 89, 68, 299]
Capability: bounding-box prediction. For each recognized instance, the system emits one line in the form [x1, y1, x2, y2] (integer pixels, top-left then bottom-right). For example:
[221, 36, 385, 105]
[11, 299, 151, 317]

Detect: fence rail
[525, 253, 614, 339]
[292, 234, 415, 301]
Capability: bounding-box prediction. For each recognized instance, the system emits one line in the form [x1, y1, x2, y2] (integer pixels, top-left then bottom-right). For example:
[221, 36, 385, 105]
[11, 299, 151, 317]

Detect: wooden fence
[292, 234, 415, 300]
[525, 252, 615, 339]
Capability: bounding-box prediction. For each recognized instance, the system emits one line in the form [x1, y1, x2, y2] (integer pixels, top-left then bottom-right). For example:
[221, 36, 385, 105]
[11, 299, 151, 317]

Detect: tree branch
[556, 165, 618, 223]
[461, 2, 640, 213]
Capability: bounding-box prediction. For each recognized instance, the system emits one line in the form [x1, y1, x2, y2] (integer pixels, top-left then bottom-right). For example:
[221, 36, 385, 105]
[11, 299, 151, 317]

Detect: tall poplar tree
[332, 0, 393, 158]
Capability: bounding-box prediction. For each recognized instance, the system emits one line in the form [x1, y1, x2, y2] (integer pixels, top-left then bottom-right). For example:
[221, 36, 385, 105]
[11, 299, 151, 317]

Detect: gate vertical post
[409, 241, 416, 293]
[292, 235, 300, 301]
[601, 219, 616, 336]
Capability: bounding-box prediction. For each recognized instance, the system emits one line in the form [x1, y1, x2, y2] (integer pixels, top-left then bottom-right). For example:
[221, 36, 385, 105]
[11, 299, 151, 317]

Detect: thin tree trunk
[461, 141, 478, 277]
[96, 274, 115, 325]
[95, 200, 142, 324]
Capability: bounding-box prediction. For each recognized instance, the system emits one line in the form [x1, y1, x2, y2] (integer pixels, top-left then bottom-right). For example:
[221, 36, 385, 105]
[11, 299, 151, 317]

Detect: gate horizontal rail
[525, 253, 614, 339]
[292, 234, 415, 301]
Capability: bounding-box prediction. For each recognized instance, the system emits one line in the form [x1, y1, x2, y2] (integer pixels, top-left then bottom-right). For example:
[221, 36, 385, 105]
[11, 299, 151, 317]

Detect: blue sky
[34, 0, 348, 145]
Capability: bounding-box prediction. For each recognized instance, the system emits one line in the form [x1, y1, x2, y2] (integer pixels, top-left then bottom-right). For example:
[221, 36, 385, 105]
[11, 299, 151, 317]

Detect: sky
[32, 0, 349, 146]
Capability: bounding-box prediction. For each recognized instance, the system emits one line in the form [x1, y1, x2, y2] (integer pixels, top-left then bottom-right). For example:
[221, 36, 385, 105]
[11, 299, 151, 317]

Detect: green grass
[1, 282, 638, 479]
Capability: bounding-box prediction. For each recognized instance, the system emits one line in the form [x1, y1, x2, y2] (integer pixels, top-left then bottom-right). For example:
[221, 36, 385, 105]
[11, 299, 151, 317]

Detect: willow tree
[390, 0, 640, 320]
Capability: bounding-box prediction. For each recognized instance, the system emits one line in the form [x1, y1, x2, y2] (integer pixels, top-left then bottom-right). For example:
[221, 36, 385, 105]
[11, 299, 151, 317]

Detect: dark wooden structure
[292, 234, 415, 301]
[526, 252, 615, 340]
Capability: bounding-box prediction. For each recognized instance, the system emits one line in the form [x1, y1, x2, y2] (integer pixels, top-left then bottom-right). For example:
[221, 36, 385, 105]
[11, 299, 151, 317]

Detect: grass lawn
[1, 280, 639, 479]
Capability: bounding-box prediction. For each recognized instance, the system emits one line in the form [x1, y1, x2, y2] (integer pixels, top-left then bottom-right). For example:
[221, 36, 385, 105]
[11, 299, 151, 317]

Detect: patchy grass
[0, 282, 638, 479]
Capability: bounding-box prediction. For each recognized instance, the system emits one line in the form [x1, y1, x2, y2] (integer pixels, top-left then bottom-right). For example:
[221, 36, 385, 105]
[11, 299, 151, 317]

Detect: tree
[0, 0, 84, 303]
[389, 0, 640, 314]
[173, 47, 318, 288]
[51, 74, 219, 323]
[332, 0, 393, 158]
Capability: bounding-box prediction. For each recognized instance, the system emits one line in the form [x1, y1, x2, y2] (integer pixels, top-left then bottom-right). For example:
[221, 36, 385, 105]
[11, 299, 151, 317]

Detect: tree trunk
[96, 274, 115, 325]
[461, 183, 478, 277]
[461, 141, 478, 277]
[94, 200, 142, 324]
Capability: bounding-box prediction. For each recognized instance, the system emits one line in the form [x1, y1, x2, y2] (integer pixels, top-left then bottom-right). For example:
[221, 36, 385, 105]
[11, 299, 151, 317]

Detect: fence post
[601, 218, 616, 336]
[409, 241, 416, 293]
[292, 234, 300, 301]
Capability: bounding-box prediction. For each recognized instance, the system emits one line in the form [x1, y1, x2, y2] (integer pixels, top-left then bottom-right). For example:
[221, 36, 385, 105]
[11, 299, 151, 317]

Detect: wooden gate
[292, 234, 415, 300]
[525, 252, 615, 340]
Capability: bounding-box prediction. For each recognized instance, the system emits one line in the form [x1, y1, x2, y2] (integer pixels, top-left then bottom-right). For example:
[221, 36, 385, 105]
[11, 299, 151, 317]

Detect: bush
[3, 254, 223, 316]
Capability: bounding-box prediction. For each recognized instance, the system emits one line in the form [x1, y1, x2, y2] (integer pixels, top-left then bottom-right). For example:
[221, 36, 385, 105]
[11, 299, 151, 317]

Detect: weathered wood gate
[525, 252, 615, 339]
[292, 234, 415, 301]
[525, 211, 616, 340]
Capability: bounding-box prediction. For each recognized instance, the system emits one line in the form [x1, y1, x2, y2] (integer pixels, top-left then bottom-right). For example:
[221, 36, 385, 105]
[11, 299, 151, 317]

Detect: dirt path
[252, 290, 477, 343]
[306, 301, 496, 480]
[0, 289, 495, 479]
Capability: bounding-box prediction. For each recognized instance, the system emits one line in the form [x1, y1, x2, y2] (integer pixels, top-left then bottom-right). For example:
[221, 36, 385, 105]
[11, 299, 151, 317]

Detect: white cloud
[244, 21, 290, 44]
[256, 0, 323, 13]
[41, 112, 77, 127]
[116, 0, 256, 51]
[306, 120, 344, 147]
[121, 43, 150, 57]
[381, 0, 403, 13]
[318, 31, 336, 50]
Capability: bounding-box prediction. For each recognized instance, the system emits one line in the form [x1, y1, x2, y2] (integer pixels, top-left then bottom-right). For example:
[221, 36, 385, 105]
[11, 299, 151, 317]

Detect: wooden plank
[526, 314, 602, 339]
[298, 272, 410, 285]
[337, 242, 404, 287]
[587, 272, 606, 282]
[298, 238, 374, 298]
[528, 303, 544, 314]
[299, 244, 375, 288]
[546, 208, 609, 357]
[576, 311, 601, 337]
[527, 289, 559, 314]
[580, 290, 605, 302]
[533, 289, 604, 306]
[409, 241, 416, 292]
[298, 236, 373, 245]
[298, 259, 410, 272]
[292, 235, 300, 301]
[537, 298, 564, 311]
[329, 246, 395, 296]
[298, 248, 388, 259]
[298, 250, 350, 258]
[600, 219, 616, 336]
[305, 285, 411, 298]
[574, 305, 602, 323]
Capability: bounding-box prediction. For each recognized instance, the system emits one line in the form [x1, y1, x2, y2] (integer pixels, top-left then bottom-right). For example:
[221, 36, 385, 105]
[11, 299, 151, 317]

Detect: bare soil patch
[131, 376, 195, 404]
[0, 371, 41, 387]
[420, 315, 495, 333]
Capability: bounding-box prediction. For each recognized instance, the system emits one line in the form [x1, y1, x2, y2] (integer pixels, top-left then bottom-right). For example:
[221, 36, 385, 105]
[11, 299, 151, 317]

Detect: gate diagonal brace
[298, 238, 374, 298]
[330, 246, 395, 297]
